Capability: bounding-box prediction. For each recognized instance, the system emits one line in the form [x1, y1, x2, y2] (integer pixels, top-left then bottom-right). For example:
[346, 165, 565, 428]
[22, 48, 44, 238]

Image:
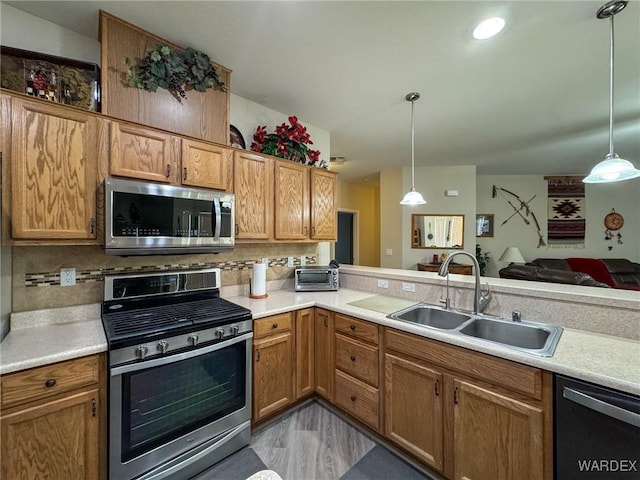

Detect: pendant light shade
[584, 0, 640, 184]
[400, 92, 427, 205]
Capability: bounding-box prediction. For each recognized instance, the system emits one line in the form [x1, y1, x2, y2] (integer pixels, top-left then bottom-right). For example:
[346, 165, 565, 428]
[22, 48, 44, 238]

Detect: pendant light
[400, 92, 427, 205]
[584, 0, 640, 183]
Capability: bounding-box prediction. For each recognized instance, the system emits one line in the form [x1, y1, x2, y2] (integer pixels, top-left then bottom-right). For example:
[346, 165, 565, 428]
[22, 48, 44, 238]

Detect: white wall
[0, 4, 100, 63]
[380, 165, 477, 270]
[477, 175, 640, 277]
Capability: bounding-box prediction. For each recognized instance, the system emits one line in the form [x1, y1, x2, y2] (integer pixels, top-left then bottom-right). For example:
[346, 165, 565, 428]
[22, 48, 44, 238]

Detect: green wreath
[125, 45, 227, 102]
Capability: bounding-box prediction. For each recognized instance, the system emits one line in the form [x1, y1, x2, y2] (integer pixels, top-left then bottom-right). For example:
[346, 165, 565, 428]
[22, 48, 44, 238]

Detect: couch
[500, 257, 640, 290]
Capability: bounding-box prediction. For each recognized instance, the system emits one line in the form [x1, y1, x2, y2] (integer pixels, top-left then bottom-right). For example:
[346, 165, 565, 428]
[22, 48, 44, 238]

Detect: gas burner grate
[103, 298, 251, 342]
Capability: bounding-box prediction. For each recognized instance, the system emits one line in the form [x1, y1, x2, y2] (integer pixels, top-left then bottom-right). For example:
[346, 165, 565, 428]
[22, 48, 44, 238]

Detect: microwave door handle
[213, 197, 221, 239]
[563, 387, 640, 428]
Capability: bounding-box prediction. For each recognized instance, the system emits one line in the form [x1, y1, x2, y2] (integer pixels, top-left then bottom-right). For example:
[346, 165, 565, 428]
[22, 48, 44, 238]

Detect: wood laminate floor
[251, 402, 376, 480]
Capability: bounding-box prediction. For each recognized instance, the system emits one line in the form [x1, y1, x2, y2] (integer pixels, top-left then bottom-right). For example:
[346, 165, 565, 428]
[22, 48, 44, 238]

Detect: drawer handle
[350, 355, 356, 362]
[45, 379, 57, 388]
[272, 323, 278, 329]
[350, 395, 357, 402]
[350, 325, 356, 331]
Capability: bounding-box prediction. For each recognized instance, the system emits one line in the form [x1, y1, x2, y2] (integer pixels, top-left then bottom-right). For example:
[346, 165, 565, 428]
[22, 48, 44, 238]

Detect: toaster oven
[294, 267, 339, 292]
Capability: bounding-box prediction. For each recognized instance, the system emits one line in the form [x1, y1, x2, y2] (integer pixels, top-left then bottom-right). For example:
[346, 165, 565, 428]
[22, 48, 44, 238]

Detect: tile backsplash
[13, 244, 317, 312]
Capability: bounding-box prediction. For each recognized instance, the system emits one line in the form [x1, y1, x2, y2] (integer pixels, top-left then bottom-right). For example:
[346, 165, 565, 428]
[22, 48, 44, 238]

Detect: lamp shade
[583, 154, 640, 183]
[498, 246, 526, 264]
[400, 189, 427, 206]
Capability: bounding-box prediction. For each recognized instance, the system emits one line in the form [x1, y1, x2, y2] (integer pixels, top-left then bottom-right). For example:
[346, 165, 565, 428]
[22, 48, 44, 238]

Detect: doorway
[335, 210, 358, 265]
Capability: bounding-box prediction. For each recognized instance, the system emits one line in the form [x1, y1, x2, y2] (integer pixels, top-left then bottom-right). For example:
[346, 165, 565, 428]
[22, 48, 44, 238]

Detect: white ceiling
[7, 1, 640, 182]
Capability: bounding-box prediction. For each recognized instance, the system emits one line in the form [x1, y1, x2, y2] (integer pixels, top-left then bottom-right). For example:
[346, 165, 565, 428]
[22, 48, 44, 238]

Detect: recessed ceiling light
[473, 17, 505, 40]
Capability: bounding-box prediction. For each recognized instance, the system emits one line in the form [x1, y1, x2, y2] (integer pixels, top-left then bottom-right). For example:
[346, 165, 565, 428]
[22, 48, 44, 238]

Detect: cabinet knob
[45, 379, 56, 388]
[350, 355, 356, 362]
[350, 395, 357, 402]
[272, 323, 278, 329]
[350, 325, 356, 331]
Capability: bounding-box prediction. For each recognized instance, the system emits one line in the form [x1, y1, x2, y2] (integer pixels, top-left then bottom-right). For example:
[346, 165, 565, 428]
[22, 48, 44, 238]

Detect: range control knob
[216, 328, 225, 339]
[231, 325, 240, 336]
[188, 333, 199, 346]
[157, 340, 169, 354]
[135, 345, 149, 360]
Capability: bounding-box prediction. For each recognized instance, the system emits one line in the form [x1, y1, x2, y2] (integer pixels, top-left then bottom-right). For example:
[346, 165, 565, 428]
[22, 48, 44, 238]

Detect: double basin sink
[387, 304, 563, 357]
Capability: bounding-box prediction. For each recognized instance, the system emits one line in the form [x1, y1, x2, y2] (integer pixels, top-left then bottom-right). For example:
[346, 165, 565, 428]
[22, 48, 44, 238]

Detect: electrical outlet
[262, 257, 269, 268]
[60, 268, 76, 287]
[300, 256, 307, 266]
[402, 282, 416, 292]
[377, 279, 389, 289]
[287, 256, 294, 267]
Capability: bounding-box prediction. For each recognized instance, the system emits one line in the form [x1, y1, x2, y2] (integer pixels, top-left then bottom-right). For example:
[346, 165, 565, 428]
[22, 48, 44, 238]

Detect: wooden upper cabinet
[100, 11, 230, 145]
[181, 139, 233, 191]
[234, 151, 274, 240]
[274, 160, 310, 240]
[110, 122, 175, 183]
[10, 97, 98, 240]
[310, 169, 338, 240]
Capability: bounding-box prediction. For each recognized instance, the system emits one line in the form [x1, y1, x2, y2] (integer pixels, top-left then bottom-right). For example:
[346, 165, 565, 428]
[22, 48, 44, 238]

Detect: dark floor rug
[191, 447, 268, 480]
[339, 445, 433, 480]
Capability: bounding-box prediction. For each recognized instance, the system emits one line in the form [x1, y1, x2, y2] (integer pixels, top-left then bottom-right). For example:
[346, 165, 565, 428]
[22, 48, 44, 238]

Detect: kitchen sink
[459, 317, 563, 356]
[387, 304, 563, 357]
[387, 304, 473, 330]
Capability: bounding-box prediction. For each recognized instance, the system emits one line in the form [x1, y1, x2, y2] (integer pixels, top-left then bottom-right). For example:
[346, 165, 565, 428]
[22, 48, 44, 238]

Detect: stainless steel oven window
[109, 334, 252, 480]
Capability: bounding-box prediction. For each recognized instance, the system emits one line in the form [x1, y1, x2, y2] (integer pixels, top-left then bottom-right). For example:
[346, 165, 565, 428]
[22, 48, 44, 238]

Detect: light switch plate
[377, 279, 389, 289]
[385, 249, 393, 256]
[300, 256, 307, 266]
[287, 256, 294, 267]
[402, 282, 416, 292]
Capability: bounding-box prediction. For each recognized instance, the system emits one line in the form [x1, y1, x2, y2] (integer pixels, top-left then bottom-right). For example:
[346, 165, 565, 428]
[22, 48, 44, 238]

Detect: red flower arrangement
[251, 116, 327, 168]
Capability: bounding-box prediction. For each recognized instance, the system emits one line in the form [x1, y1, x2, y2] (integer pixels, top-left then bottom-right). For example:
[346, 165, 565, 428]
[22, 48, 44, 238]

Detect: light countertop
[1, 288, 638, 396]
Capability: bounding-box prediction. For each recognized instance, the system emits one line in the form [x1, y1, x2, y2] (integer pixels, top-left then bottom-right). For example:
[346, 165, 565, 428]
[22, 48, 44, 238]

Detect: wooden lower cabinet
[384, 328, 551, 480]
[295, 308, 315, 399]
[0, 354, 105, 480]
[384, 353, 444, 471]
[453, 378, 544, 480]
[252, 313, 295, 422]
[314, 308, 334, 401]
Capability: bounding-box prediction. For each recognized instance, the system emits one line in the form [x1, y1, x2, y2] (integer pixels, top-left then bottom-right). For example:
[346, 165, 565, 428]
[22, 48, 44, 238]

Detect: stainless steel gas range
[101, 268, 252, 480]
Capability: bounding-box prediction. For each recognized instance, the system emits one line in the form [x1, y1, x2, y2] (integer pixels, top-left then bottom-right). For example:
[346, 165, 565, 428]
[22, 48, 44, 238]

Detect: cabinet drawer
[335, 314, 379, 345]
[254, 313, 293, 339]
[386, 328, 542, 399]
[335, 334, 379, 387]
[1, 355, 99, 409]
[335, 370, 379, 430]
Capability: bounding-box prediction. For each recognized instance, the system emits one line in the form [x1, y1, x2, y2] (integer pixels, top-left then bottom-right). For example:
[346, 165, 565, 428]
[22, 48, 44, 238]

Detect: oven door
[109, 333, 252, 480]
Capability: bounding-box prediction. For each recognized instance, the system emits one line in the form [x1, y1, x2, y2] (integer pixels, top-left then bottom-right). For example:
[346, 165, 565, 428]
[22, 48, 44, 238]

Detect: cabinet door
[253, 332, 294, 421]
[385, 354, 444, 471]
[11, 98, 98, 240]
[314, 308, 334, 401]
[274, 160, 309, 240]
[1, 389, 99, 480]
[310, 168, 338, 240]
[453, 378, 544, 480]
[110, 121, 176, 183]
[295, 308, 315, 399]
[234, 152, 273, 240]
[181, 139, 233, 191]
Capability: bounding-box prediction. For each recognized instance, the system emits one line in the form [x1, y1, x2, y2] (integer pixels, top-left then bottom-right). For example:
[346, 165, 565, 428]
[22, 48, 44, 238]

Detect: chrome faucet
[437, 251, 492, 314]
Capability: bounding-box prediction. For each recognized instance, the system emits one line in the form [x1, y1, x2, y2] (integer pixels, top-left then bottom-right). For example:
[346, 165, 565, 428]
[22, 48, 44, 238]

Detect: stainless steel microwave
[294, 266, 339, 292]
[105, 177, 234, 255]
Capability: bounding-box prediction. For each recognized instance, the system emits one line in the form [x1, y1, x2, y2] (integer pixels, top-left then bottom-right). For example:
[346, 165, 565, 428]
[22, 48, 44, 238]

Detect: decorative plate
[229, 125, 245, 149]
[604, 210, 624, 231]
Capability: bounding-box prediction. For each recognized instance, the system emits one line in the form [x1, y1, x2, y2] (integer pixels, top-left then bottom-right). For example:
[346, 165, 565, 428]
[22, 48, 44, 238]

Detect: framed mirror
[411, 214, 465, 249]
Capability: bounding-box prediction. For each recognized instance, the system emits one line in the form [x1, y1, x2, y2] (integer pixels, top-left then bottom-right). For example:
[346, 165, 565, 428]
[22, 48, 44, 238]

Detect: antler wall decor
[492, 185, 546, 248]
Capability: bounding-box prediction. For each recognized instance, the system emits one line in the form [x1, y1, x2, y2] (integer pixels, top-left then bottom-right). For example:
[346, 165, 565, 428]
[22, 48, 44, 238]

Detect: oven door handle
[563, 387, 640, 428]
[111, 332, 253, 376]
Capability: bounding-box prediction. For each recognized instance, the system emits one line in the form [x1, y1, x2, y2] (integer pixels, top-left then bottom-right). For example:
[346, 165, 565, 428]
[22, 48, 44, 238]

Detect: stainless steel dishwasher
[555, 374, 640, 479]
